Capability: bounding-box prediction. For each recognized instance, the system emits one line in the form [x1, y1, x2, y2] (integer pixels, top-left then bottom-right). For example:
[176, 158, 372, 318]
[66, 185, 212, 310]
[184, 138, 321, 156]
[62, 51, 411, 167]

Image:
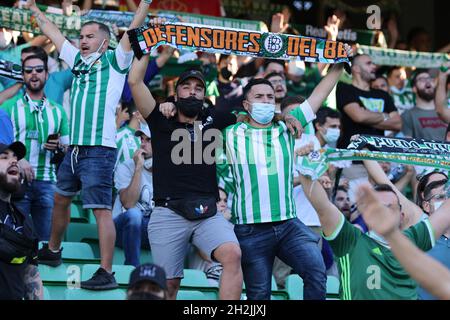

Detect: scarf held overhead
[127, 22, 351, 64]
[358, 45, 449, 68]
[297, 136, 450, 180]
[347, 135, 450, 156]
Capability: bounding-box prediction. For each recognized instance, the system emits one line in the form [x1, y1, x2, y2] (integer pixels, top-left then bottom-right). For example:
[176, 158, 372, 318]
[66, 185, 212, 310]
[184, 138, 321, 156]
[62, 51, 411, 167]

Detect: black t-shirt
[0, 199, 38, 300]
[336, 82, 396, 149]
[146, 104, 236, 201]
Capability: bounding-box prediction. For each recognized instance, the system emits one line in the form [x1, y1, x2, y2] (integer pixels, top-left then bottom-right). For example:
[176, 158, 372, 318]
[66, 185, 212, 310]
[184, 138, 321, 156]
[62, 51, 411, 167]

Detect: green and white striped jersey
[1, 95, 69, 182]
[225, 101, 316, 224]
[59, 40, 133, 147]
[390, 85, 415, 113]
[115, 125, 140, 167]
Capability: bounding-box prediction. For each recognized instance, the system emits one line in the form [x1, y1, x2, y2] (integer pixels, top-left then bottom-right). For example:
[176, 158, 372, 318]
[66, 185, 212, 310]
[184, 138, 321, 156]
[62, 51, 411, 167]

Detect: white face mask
[287, 60, 305, 77]
[144, 157, 153, 170]
[81, 39, 106, 66]
[0, 29, 13, 49]
[324, 128, 340, 143]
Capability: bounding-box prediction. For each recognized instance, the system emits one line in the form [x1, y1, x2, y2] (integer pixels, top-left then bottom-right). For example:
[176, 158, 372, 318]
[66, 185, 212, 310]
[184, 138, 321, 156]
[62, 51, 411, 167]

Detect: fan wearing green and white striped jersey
[26, 0, 154, 291]
[226, 45, 352, 300]
[1, 52, 69, 242]
[115, 107, 148, 168]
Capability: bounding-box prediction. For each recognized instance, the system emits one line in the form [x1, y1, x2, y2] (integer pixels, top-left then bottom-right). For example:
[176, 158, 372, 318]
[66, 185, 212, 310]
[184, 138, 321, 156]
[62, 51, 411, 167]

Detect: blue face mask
[249, 102, 275, 125]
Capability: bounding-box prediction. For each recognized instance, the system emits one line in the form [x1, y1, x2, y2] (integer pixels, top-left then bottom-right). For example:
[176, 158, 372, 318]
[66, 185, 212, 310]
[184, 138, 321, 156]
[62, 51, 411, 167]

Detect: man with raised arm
[297, 162, 450, 299]
[27, 0, 153, 290]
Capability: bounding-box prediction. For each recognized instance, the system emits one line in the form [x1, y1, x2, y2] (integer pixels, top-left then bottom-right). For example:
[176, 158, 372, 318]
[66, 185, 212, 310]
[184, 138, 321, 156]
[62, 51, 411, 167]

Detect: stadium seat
[285, 274, 304, 300]
[180, 269, 219, 300]
[81, 264, 135, 287]
[64, 288, 127, 300]
[43, 286, 51, 300]
[39, 241, 100, 265]
[326, 276, 340, 299]
[39, 264, 79, 300]
[177, 289, 206, 300]
[181, 269, 210, 287]
[39, 263, 73, 284]
[44, 286, 67, 300]
[65, 222, 98, 243]
[70, 203, 90, 223]
[284, 274, 340, 300]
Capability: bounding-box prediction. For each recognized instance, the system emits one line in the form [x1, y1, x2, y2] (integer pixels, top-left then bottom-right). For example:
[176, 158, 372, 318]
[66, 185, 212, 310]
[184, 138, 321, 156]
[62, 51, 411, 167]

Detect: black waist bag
[166, 197, 217, 221]
[0, 223, 36, 265]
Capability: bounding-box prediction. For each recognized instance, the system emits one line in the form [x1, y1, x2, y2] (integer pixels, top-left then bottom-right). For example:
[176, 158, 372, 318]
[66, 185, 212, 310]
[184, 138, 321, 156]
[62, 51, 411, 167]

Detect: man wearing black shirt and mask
[0, 141, 43, 300]
[336, 54, 401, 202]
[128, 43, 244, 299]
[215, 54, 244, 111]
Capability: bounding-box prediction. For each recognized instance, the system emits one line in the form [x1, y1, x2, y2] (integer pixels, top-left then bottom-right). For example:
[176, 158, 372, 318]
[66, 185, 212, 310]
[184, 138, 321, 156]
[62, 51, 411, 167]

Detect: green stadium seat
[64, 288, 127, 300]
[70, 203, 89, 223]
[39, 264, 80, 300]
[177, 289, 206, 300]
[284, 274, 340, 300]
[285, 274, 304, 300]
[44, 286, 67, 300]
[181, 269, 210, 287]
[39, 263, 73, 284]
[326, 276, 340, 299]
[39, 241, 100, 265]
[140, 249, 153, 264]
[65, 223, 98, 243]
[81, 264, 135, 287]
[180, 269, 218, 300]
[43, 286, 51, 300]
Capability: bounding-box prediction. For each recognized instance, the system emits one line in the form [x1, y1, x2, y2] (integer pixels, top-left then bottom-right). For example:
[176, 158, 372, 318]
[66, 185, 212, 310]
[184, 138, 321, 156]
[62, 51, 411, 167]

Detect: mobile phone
[47, 133, 59, 142]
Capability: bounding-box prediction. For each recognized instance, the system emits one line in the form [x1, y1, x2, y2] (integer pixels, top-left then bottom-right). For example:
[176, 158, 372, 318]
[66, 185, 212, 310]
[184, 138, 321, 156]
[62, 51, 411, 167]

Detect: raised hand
[149, 17, 167, 29]
[324, 15, 340, 41]
[133, 148, 146, 169]
[295, 142, 314, 157]
[356, 184, 400, 237]
[284, 114, 303, 138]
[270, 13, 288, 34]
[159, 102, 176, 118]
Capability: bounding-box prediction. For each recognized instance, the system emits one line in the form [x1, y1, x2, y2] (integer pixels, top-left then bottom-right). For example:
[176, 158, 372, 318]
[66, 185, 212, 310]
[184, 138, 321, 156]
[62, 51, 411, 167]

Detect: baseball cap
[135, 123, 151, 139]
[129, 263, 167, 290]
[0, 141, 26, 160]
[175, 69, 206, 89]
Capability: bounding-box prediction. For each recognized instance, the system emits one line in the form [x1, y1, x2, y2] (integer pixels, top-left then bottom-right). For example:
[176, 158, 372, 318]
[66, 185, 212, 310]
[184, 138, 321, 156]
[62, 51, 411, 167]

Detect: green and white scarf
[358, 45, 449, 68]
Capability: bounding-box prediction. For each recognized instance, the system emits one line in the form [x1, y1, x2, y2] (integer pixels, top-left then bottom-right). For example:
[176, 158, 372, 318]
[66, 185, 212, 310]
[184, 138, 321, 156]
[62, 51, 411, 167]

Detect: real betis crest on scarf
[127, 22, 351, 64]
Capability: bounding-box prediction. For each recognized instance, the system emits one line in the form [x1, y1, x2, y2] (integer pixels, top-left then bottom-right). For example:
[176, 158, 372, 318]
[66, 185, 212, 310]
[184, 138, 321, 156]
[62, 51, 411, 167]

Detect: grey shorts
[148, 206, 239, 279]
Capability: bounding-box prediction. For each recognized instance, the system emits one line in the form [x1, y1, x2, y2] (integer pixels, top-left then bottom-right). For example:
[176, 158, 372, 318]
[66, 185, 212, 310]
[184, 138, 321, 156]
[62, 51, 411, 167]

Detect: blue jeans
[114, 207, 150, 267]
[234, 218, 326, 300]
[15, 180, 56, 241]
[55, 146, 117, 209]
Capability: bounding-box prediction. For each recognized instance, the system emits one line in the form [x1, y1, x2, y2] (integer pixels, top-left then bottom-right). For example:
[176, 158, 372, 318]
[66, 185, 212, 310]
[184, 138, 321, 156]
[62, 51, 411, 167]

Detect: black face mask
[128, 291, 165, 300]
[176, 96, 204, 118]
[220, 67, 232, 80]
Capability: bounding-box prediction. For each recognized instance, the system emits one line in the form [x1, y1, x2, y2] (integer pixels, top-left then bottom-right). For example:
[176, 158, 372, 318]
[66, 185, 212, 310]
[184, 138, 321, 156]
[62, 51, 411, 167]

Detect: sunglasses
[23, 65, 46, 74]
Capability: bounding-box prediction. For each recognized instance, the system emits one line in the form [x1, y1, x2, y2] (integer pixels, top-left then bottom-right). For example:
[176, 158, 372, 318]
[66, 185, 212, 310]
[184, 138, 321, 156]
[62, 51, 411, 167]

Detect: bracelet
[142, 0, 152, 4]
[382, 113, 390, 121]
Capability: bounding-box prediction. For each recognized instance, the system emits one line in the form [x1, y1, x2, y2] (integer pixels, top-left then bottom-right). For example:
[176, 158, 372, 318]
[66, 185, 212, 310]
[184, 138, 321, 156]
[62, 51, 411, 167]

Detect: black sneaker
[38, 243, 63, 267]
[81, 267, 118, 290]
